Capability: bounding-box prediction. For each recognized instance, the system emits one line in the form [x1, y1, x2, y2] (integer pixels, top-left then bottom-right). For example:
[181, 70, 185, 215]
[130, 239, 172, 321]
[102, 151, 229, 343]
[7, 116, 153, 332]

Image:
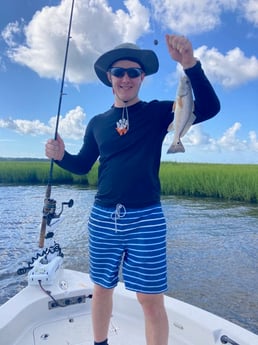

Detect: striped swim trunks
[88, 203, 167, 294]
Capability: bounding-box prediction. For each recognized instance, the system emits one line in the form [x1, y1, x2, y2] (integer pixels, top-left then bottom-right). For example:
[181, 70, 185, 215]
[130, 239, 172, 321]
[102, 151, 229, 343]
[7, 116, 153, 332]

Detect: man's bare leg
[137, 292, 169, 345]
[92, 284, 114, 343]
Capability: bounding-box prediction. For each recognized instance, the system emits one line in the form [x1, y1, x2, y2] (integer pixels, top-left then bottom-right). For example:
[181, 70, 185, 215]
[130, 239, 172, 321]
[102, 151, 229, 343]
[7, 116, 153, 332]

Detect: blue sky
[0, 0, 258, 164]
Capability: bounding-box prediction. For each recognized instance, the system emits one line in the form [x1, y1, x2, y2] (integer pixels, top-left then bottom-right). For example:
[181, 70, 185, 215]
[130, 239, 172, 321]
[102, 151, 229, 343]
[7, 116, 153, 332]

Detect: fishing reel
[17, 198, 73, 276]
[42, 197, 74, 238]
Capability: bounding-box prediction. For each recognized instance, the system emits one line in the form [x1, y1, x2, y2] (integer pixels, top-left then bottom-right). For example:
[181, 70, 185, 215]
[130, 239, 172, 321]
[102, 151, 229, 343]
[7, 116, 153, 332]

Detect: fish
[167, 74, 196, 153]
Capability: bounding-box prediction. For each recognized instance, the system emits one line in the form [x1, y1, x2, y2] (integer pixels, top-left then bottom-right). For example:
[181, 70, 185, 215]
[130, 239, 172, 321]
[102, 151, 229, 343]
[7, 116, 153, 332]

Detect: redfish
[167, 75, 196, 153]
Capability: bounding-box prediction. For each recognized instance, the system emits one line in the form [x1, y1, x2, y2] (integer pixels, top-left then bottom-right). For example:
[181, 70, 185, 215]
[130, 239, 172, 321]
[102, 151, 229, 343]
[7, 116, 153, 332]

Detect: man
[45, 34, 220, 345]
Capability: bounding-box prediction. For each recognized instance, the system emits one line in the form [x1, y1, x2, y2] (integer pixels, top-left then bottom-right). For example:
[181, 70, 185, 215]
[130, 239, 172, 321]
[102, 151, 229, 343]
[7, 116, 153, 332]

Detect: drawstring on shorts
[111, 204, 126, 231]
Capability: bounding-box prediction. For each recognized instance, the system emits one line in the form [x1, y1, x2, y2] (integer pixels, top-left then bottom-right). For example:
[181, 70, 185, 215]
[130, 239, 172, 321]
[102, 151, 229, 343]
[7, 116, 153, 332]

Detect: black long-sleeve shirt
[57, 61, 220, 207]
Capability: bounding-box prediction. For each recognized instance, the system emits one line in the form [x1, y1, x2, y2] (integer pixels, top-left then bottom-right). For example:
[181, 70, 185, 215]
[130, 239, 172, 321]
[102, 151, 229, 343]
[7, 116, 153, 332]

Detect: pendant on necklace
[116, 118, 129, 135]
[116, 102, 129, 135]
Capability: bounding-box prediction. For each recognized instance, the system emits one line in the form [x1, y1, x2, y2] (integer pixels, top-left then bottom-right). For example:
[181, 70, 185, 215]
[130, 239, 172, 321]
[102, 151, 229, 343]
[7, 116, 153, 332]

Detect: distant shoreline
[0, 157, 48, 161]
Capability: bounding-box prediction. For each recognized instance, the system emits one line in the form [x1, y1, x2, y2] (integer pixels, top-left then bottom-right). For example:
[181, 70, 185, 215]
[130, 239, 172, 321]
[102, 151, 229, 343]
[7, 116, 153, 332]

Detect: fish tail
[167, 140, 185, 154]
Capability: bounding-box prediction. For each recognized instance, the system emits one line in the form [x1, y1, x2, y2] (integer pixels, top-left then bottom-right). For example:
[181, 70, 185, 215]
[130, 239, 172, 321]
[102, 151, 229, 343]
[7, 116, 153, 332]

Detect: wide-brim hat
[94, 43, 159, 87]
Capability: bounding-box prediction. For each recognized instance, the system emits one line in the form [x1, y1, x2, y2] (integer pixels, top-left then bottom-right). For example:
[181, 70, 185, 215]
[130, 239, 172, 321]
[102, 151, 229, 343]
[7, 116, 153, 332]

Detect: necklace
[116, 103, 129, 135]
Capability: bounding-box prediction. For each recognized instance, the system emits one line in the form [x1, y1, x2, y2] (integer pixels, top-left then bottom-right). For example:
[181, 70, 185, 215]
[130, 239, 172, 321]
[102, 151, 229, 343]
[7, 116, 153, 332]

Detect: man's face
[107, 60, 145, 106]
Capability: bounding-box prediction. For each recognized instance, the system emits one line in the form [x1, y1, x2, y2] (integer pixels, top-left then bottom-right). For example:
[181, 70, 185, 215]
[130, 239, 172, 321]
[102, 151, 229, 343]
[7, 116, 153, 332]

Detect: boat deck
[32, 311, 144, 345]
[0, 269, 257, 345]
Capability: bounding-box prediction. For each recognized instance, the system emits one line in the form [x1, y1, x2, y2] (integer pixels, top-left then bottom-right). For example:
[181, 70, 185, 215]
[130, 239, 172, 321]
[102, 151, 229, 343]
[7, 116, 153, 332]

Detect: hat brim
[94, 47, 159, 87]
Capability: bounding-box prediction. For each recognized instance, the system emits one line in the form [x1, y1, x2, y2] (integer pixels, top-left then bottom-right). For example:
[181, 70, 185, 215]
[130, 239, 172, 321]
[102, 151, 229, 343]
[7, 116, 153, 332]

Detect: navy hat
[94, 42, 159, 86]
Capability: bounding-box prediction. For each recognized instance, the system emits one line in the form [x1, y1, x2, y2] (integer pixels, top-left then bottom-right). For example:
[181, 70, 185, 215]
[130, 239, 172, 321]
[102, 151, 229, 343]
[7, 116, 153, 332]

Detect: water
[0, 185, 257, 334]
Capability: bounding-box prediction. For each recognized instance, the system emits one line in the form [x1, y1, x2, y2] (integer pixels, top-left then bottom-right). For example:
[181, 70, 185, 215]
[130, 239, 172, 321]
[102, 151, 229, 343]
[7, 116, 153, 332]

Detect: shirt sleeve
[56, 118, 99, 175]
[185, 61, 221, 124]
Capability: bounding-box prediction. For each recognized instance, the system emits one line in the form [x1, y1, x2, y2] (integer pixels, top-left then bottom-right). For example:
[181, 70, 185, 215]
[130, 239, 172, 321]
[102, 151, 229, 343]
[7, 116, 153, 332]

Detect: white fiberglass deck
[0, 269, 257, 345]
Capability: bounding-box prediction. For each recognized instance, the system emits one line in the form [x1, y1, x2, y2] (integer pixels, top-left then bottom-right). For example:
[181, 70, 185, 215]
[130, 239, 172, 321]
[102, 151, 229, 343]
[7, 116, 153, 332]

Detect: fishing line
[38, 0, 75, 248]
[149, 1, 159, 46]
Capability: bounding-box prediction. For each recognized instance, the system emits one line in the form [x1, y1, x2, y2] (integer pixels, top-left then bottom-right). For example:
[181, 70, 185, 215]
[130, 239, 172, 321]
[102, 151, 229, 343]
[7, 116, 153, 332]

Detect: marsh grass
[0, 160, 88, 185]
[159, 162, 258, 203]
[0, 160, 257, 203]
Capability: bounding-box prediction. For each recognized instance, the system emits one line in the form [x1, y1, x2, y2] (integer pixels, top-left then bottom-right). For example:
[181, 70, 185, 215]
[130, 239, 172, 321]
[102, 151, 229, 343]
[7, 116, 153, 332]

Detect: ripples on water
[0, 186, 257, 334]
[163, 196, 258, 334]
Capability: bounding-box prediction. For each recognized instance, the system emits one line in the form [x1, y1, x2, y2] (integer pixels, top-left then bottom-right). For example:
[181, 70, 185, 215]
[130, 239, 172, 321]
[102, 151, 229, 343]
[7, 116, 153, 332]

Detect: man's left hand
[166, 34, 197, 69]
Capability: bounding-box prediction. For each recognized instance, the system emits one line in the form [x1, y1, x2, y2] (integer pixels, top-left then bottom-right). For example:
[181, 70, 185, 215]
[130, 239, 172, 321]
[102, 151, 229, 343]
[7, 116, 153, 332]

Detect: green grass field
[0, 160, 257, 203]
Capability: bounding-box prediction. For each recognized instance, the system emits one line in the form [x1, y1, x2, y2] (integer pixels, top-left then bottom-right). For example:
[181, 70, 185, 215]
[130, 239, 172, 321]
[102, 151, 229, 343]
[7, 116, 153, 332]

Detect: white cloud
[150, 0, 258, 34]
[1, 0, 150, 84]
[0, 56, 6, 72]
[217, 122, 248, 151]
[0, 106, 86, 139]
[185, 125, 212, 146]
[1, 21, 23, 47]
[49, 106, 86, 139]
[249, 130, 258, 151]
[242, 0, 258, 26]
[164, 122, 258, 155]
[150, 0, 223, 35]
[194, 46, 258, 87]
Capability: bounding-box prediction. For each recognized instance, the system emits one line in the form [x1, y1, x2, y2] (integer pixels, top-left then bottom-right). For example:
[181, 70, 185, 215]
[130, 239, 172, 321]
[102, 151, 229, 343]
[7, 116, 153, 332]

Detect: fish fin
[167, 140, 185, 154]
[167, 121, 174, 132]
[180, 112, 196, 138]
[167, 100, 180, 132]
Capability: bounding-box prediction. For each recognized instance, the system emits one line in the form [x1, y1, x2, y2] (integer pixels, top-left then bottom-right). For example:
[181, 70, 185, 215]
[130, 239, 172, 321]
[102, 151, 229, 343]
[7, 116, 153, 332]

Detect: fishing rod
[38, 0, 75, 248]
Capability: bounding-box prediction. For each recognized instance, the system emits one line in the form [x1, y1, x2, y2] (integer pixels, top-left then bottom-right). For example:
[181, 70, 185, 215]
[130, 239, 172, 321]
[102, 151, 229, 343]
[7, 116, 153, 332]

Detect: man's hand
[45, 133, 65, 161]
[166, 34, 197, 69]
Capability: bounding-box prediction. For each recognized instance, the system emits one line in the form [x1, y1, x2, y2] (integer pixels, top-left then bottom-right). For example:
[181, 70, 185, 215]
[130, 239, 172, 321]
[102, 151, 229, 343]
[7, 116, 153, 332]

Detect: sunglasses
[109, 67, 143, 79]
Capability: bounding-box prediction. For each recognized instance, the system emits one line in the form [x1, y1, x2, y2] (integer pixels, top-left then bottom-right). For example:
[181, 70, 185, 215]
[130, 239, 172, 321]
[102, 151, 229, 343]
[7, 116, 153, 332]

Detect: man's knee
[93, 284, 114, 300]
[136, 293, 165, 317]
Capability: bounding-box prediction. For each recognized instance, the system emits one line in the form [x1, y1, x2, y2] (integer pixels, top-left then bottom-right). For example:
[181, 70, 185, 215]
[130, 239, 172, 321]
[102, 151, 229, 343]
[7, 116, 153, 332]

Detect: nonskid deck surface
[23, 307, 258, 345]
[33, 312, 146, 345]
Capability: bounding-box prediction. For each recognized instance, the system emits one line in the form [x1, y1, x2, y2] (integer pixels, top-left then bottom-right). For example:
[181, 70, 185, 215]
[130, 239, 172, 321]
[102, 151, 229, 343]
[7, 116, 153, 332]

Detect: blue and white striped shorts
[88, 203, 167, 294]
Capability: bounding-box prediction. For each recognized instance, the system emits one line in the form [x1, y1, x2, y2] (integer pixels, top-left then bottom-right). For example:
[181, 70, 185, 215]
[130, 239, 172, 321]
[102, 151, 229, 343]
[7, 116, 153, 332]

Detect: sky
[0, 0, 258, 164]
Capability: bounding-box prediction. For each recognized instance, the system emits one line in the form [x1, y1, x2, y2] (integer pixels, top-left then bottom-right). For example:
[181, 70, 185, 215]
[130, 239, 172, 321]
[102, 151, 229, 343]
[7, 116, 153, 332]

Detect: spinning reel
[42, 197, 74, 239]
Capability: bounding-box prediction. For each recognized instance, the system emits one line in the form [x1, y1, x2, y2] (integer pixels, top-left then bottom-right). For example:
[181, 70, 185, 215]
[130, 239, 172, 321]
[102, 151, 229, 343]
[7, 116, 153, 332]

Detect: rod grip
[38, 217, 47, 248]
[45, 183, 52, 199]
[38, 184, 52, 248]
